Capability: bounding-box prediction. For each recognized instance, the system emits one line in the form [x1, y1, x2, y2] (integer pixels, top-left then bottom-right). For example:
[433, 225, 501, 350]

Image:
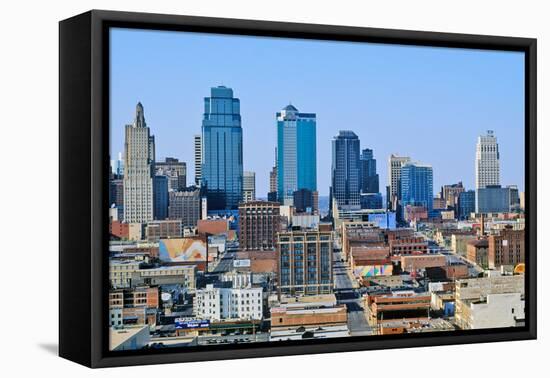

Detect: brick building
[238, 201, 281, 251]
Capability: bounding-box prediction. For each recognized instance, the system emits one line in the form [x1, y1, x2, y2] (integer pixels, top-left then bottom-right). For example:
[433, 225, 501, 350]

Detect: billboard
[159, 238, 207, 263]
[175, 318, 210, 330]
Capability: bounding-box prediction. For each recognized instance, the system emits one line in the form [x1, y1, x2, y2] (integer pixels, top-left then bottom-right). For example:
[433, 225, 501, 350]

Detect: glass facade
[153, 175, 168, 220]
[458, 190, 475, 219]
[276, 105, 317, 205]
[331, 131, 361, 209]
[360, 193, 383, 210]
[400, 162, 434, 212]
[360, 148, 379, 194]
[201, 86, 243, 210]
[476, 185, 510, 213]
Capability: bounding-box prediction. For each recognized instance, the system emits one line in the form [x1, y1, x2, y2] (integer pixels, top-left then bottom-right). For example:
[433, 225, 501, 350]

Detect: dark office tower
[109, 178, 124, 220]
[458, 190, 475, 220]
[153, 175, 168, 220]
[293, 188, 314, 214]
[360, 148, 379, 194]
[441, 182, 465, 209]
[268, 147, 278, 200]
[168, 187, 201, 228]
[360, 193, 383, 210]
[238, 201, 281, 251]
[201, 86, 243, 210]
[330, 131, 361, 210]
[507, 185, 520, 211]
[155, 157, 187, 191]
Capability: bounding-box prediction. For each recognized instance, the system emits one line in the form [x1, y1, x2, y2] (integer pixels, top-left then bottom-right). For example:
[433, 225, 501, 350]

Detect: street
[333, 248, 374, 336]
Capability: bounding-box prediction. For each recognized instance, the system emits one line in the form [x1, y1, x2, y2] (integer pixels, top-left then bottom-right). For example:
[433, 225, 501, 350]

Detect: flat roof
[109, 326, 148, 350]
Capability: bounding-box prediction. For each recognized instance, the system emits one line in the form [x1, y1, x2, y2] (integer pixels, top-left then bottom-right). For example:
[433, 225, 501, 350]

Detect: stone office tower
[475, 130, 500, 189]
[123, 102, 155, 223]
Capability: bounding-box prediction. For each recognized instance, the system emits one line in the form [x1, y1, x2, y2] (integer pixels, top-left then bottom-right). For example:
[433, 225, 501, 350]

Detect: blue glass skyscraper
[201, 86, 243, 210]
[400, 162, 434, 212]
[331, 131, 361, 210]
[458, 190, 475, 219]
[276, 105, 317, 205]
[360, 148, 379, 194]
[153, 175, 168, 220]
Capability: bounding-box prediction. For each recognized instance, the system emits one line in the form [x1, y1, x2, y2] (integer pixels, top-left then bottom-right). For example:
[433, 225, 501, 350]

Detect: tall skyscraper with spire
[201, 86, 243, 210]
[475, 130, 500, 189]
[123, 102, 155, 223]
[276, 104, 317, 205]
[330, 130, 361, 210]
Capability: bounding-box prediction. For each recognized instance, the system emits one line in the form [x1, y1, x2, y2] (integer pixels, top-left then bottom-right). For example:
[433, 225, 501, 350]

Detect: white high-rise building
[243, 171, 256, 202]
[194, 284, 263, 321]
[388, 154, 411, 210]
[123, 102, 155, 223]
[194, 134, 202, 186]
[475, 130, 500, 189]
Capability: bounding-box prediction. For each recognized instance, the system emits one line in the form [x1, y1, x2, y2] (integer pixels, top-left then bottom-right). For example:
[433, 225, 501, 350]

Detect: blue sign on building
[175, 319, 210, 330]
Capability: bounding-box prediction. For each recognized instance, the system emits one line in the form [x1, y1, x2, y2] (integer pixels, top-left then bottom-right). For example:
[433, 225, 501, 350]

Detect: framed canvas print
[59, 10, 537, 368]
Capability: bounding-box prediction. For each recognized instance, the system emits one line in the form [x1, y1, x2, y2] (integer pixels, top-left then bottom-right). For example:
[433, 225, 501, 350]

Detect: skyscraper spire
[124, 102, 154, 222]
[135, 102, 146, 128]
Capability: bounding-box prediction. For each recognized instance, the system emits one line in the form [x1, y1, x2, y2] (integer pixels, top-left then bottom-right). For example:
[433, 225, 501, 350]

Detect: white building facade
[123, 102, 155, 223]
[475, 130, 500, 189]
[467, 292, 524, 329]
[194, 284, 263, 321]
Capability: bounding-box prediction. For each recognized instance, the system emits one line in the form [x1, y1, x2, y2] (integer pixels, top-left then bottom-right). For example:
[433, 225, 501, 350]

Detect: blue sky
[110, 28, 525, 197]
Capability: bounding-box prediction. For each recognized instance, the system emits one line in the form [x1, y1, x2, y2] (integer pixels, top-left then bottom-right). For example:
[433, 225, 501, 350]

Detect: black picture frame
[59, 9, 537, 368]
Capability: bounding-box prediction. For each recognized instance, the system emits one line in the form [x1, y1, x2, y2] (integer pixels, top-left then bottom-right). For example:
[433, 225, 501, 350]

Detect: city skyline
[110, 28, 525, 197]
[107, 27, 528, 352]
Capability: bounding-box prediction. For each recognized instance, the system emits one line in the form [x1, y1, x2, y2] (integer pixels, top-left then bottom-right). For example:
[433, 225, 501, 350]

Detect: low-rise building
[109, 286, 159, 326]
[488, 227, 525, 269]
[451, 233, 477, 256]
[109, 326, 150, 351]
[110, 221, 142, 241]
[194, 284, 263, 321]
[466, 238, 489, 269]
[365, 290, 431, 329]
[400, 254, 447, 272]
[389, 236, 428, 256]
[350, 246, 393, 280]
[109, 261, 141, 288]
[138, 265, 196, 289]
[454, 274, 525, 329]
[270, 294, 349, 341]
[145, 219, 182, 241]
